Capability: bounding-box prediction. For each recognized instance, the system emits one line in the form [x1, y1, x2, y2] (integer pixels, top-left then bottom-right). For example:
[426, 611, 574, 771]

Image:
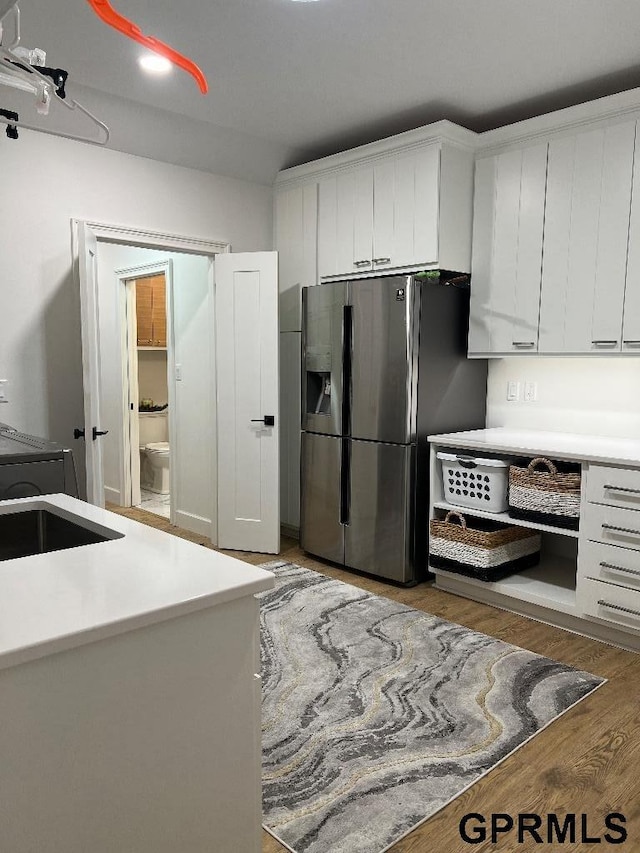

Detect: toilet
[140, 441, 170, 494]
[139, 411, 170, 494]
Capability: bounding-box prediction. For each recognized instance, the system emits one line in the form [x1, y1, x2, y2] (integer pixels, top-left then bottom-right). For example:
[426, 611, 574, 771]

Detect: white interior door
[77, 221, 106, 506]
[215, 252, 279, 553]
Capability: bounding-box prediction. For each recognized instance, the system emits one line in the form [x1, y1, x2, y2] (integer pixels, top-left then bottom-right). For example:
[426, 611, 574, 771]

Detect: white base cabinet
[428, 429, 640, 650]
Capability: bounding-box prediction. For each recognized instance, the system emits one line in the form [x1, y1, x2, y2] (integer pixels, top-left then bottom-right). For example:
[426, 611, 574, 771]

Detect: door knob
[73, 428, 85, 439]
[251, 415, 275, 426]
[92, 427, 109, 440]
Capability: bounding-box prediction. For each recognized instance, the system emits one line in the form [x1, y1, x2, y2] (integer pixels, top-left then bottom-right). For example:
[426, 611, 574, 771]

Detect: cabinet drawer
[582, 502, 640, 552]
[586, 464, 640, 509]
[578, 540, 640, 590]
[579, 576, 640, 634]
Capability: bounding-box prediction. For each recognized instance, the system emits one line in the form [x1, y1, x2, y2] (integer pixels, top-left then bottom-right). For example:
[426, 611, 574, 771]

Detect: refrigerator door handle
[340, 438, 350, 526]
[341, 305, 353, 436]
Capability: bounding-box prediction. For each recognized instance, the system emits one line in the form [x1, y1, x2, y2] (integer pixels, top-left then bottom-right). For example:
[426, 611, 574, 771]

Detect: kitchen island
[0, 494, 274, 853]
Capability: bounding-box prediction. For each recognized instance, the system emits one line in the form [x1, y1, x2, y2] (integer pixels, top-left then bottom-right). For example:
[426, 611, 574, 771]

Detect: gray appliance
[0, 422, 79, 500]
[300, 274, 487, 584]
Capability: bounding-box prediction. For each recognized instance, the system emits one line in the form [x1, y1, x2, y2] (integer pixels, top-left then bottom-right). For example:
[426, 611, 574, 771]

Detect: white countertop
[428, 427, 640, 467]
[0, 495, 275, 671]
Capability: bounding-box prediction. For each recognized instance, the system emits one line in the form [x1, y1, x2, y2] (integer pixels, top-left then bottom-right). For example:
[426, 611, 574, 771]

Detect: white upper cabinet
[538, 121, 636, 353]
[470, 118, 639, 358]
[317, 142, 473, 279]
[623, 121, 640, 352]
[275, 182, 318, 332]
[468, 144, 547, 355]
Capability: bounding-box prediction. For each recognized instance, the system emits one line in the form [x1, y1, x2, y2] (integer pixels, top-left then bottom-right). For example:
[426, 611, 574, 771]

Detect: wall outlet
[0, 379, 7, 403]
[506, 380, 520, 402]
[524, 381, 538, 402]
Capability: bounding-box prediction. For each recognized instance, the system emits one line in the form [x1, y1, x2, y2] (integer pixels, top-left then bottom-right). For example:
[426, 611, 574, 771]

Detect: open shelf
[433, 555, 577, 615]
[432, 500, 580, 538]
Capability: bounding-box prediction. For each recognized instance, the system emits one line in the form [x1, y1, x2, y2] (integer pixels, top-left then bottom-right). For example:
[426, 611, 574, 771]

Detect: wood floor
[109, 504, 640, 852]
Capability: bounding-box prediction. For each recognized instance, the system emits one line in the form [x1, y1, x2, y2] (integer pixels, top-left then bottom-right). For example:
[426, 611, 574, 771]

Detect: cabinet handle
[511, 341, 535, 348]
[623, 340, 640, 346]
[603, 484, 640, 495]
[602, 523, 640, 537]
[600, 561, 640, 578]
[592, 340, 618, 347]
[353, 260, 371, 267]
[597, 600, 640, 619]
[372, 257, 391, 264]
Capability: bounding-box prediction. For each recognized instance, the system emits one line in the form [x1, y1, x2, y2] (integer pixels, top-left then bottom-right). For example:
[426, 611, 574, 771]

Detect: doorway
[75, 219, 280, 552]
[119, 264, 173, 520]
[99, 242, 213, 537]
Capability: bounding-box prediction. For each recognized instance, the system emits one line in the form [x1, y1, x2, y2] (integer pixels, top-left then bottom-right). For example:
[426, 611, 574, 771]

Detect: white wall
[97, 243, 214, 535]
[487, 357, 640, 438]
[138, 351, 169, 405]
[0, 129, 273, 498]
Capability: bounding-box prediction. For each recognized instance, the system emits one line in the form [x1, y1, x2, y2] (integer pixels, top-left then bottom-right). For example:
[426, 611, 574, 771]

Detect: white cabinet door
[372, 158, 395, 271]
[336, 171, 358, 274]
[353, 166, 374, 270]
[539, 121, 635, 353]
[275, 184, 318, 333]
[317, 176, 338, 279]
[318, 172, 362, 278]
[468, 144, 547, 355]
[391, 146, 440, 270]
[623, 121, 640, 352]
[407, 145, 440, 267]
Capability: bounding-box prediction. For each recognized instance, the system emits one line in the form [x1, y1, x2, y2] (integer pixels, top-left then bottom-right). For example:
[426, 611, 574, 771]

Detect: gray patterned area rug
[258, 562, 605, 853]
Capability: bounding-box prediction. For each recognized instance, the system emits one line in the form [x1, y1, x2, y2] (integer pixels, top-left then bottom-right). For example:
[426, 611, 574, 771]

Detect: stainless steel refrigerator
[300, 274, 487, 584]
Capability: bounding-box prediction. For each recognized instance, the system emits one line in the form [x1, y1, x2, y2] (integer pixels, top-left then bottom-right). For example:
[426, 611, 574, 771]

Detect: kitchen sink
[0, 509, 123, 562]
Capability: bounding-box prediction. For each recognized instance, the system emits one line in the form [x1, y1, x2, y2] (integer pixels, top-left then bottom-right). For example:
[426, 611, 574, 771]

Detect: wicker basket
[429, 511, 541, 581]
[509, 457, 581, 530]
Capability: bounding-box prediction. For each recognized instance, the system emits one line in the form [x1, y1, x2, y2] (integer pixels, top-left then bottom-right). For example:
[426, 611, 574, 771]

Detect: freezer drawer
[345, 440, 414, 583]
[300, 432, 344, 564]
[302, 283, 348, 437]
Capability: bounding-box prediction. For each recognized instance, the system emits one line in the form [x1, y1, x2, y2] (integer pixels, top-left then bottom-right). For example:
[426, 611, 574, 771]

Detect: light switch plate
[0, 379, 7, 403]
[175, 364, 183, 382]
[506, 380, 520, 402]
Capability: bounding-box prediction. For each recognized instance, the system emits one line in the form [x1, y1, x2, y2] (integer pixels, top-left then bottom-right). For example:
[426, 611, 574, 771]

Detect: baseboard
[281, 523, 300, 540]
[174, 510, 212, 538]
[104, 486, 121, 504]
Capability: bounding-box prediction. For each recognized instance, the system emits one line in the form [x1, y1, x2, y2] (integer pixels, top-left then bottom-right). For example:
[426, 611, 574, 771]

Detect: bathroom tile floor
[136, 488, 170, 519]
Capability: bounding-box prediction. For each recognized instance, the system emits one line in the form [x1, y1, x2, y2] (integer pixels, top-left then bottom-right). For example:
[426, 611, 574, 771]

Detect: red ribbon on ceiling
[85, 0, 208, 94]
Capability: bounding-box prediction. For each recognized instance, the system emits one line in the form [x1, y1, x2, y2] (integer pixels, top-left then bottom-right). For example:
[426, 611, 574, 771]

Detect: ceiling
[9, 0, 640, 182]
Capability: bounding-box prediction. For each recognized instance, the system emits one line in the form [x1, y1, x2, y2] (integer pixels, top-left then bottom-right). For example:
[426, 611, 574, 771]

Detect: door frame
[115, 260, 174, 518]
[72, 219, 229, 544]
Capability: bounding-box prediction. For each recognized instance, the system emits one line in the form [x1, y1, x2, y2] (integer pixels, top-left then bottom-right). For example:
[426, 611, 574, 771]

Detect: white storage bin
[437, 452, 510, 513]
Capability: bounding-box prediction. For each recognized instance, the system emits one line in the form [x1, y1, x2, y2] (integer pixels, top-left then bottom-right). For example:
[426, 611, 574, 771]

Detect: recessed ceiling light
[139, 54, 172, 75]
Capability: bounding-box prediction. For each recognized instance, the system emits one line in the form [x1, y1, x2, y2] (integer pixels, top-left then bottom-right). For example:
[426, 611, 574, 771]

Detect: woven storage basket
[429, 511, 541, 581]
[509, 457, 581, 530]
